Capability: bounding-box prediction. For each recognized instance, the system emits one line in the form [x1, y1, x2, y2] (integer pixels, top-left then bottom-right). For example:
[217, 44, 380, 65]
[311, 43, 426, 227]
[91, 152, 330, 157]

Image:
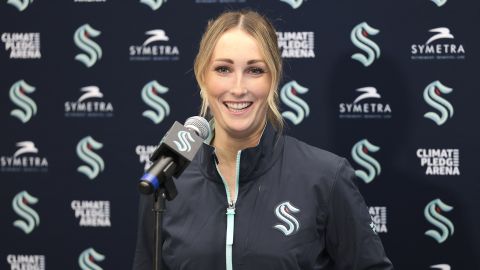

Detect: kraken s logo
[351, 22, 380, 67]
[9, 80, 37, 123]
[12, 191, 40, 234]
[423, 80, 453, 126]
[279, 0, 303, 9]
[424, 198, 454, 244]
[351, 139, 381, 184]
[173, 131, 195, 152]
[141, 80, 170, 124]
[430, 264, 451, 270]
[140, 0, 166, 10]
[430, 0, 447, 7]
[273, 201, 300, 236]
[79, 248, 105, 270]
[7, 0, 33, 11]
[74, 24, 102, 68]
[280, 81, 309, 125]
[77, 136, 105, 180]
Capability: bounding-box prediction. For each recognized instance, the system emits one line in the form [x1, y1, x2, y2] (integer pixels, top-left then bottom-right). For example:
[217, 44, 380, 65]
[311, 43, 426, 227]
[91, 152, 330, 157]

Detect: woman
[133, 10, 393, 270]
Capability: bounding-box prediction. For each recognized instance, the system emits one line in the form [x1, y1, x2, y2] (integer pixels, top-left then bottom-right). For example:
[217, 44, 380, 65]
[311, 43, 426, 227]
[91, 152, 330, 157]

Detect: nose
[230, 72, 247, 96]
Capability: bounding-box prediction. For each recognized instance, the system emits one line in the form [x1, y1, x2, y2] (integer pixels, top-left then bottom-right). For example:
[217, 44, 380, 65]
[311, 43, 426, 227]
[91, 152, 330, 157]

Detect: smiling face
[204, 28, 272, 139]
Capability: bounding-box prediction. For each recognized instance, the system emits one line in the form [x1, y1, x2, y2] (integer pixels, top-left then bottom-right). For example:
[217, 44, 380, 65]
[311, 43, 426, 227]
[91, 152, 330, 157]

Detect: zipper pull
[226, 203, 235, 246]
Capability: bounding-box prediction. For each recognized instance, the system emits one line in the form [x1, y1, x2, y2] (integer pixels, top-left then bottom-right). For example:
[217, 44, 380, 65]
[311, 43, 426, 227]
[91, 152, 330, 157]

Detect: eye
[248, 67, 266, 75]
[214, 66, 231, 74]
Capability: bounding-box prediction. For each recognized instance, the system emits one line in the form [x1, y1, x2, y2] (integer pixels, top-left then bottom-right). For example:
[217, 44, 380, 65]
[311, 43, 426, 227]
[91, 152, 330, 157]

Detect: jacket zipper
[215, 150, 241, 270]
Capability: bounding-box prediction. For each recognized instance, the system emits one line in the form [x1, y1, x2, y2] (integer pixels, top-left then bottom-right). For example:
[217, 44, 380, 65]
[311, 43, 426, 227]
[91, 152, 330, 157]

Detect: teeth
[225, 102, 251, 110]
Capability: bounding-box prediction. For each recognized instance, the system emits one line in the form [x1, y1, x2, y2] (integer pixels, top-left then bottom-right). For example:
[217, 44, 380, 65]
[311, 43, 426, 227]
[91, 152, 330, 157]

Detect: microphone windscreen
[184, 116, 211, 140]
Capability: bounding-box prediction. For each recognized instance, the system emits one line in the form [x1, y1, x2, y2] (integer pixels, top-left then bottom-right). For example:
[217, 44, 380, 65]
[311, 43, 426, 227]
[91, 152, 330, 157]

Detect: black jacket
[133, 124, 393, 270]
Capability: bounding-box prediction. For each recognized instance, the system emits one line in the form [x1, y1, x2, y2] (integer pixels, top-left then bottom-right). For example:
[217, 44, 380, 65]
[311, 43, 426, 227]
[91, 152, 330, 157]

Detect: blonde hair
[194, 10, 284, 131]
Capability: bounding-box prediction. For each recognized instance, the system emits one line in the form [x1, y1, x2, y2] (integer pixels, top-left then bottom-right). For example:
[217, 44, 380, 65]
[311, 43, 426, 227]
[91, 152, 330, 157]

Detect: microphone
[138, 116, 210, 197]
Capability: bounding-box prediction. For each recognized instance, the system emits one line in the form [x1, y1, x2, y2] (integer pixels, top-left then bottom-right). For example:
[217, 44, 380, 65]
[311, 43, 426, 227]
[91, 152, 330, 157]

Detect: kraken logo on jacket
[351, 22, 380, 67]
[9, 80, 37, 123]
[79, 248, 105, 270]
[141, 80, 170, 124]
[273, 201, 300, 236]
[351, 139, 381, 184]
[140, 0, 166, 10]
[74, 24, 102, 68]
[424, 198, 454, 244]
[431, 0, 447, 7]
[7, 0, 33, 11]
[77, 136, 104, 180]
[423, 80, 453, 126]
[12, 190, 40, 234]
[280, 81, 309, 125]
[173, 131, 195, 152]
[279, 0, 303, 9]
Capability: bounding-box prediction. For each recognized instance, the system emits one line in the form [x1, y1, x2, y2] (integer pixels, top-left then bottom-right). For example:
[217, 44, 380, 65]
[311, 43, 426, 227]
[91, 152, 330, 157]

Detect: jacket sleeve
[325, 158, 393, 270]
[132, 194, 154, 270]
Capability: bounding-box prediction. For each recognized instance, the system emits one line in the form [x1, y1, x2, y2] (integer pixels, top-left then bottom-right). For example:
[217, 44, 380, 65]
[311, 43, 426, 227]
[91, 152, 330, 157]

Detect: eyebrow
[213, 58, 266, 65]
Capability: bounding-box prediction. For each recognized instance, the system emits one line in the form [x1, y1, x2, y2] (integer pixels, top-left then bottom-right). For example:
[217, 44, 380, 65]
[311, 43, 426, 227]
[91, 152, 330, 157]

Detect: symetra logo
[9, 80, 37, 123]
[369, 206, 388, 233]
[351, 139, 381, 184]
[417, 148, 460, 175]
[1, 141, 48, 172]
[425, 198, 454, 244]
[74, 24, 102, 67]
[1, 32, 41, 59]
[129, 29, 179, 61]
[79, 248, 105, 270]
[273, 201, 300, 236]
[423, 81, 453, 126]
[136, 144, 157, 170]
[12, 191, 39, 234]
[140, 0, 166, 10]
[173, 131, 195, 152]
[279, 0, 303, 9]
[77, 136, 104, 180]
[141, 80, 170, 124]
[431, 0, 447, 7]
[72, 200, 111, 227]
[411, 27, 465, 60]
[7, 0, 33, 11]
[277, 31, 315, 58]
[280, 81, 309, 125]
[65, 86, 114, 118]
[430, 264, 451, 270]
[7, 255, 45, 270]
[351, 22, 380, 67]
[339, 87, 392, 119]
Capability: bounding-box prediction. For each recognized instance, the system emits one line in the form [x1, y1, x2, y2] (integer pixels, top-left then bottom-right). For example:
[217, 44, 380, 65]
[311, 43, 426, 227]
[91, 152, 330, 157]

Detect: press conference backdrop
[1, 0, 479, 269]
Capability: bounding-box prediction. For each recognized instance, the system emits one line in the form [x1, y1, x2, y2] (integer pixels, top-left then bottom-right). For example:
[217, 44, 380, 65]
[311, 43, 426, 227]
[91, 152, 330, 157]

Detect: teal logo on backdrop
[431, 0, 447, 7]
[77, 136, 104, 180]
[351, 22, 380, 67]
[79, 248, 105, 270]
[141, 80, 170, 124]
[7, 0, 33, 11]
[351, 139, 381, 183]
[140, 0, 166, 10]
[280, 0, 303, 9]
[425, 198, 454, 244]
[74, 24, 102, 68]
[280, 81, 309, 125]
[423, 80, 453, 126]
[10, 80, 37, 123]
[12, 190, 39, 234]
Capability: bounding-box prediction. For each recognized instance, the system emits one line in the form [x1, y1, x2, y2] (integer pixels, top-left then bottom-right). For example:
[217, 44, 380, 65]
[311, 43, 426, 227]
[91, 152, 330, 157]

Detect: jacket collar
[198, 123, 284, 183]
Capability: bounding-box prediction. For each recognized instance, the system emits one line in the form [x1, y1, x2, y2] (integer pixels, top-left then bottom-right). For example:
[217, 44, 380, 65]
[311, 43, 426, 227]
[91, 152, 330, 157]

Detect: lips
[223, 101, 253, 112]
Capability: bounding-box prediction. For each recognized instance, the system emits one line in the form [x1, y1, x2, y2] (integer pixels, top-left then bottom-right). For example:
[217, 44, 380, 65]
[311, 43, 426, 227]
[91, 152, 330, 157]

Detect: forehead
[211, 28, 264, 60]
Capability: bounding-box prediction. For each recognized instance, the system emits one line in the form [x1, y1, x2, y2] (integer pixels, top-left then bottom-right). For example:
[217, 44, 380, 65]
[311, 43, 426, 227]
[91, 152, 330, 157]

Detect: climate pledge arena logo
[369, 206, 387, 233]
[411, 27, 465, 60]
[7, 254, 45, 270]
[1, 141, 48, 172]
[280, 81, 310, 125]
[71, 200, 111, 227]
[339, 87, 391, 119]
[351, 139, 381, 184]
[416, 148, 459, 175]
[12, 190, 40, 234]
[136, 144, 157, 170]
[77, 136, 105, 180]
[130, 29, 179, 61]
[9, 79, 37, 123]
[79, 248, 105, 270]
[65, 86, 114, 118]
[277, 31, 315, 58]
[1, 32, 41, 59]
[74, 24, 102, 68]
